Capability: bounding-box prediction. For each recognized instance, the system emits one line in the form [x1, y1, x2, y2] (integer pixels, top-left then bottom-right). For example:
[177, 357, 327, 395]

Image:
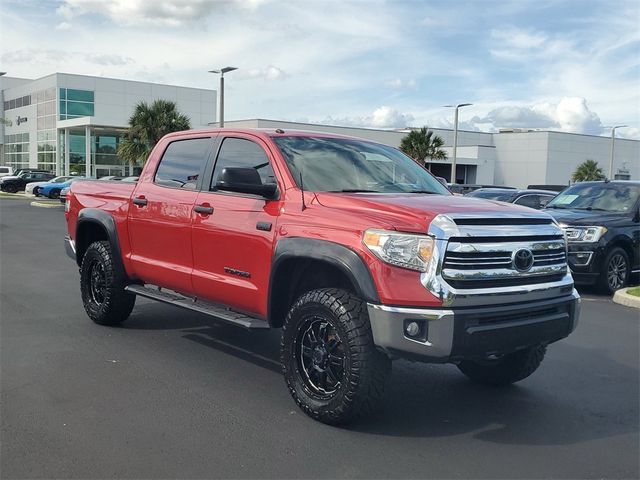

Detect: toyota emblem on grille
[512, 248, 534, 272]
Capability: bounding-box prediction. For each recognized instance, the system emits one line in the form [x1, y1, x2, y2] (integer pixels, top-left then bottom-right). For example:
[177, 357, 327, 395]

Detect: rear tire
[457, 345, 547, 386]
[281, 288, 391, 425]
[49, 189, 61, 199]
[598, 247, 629, 295]
[80, 241, 135, 326]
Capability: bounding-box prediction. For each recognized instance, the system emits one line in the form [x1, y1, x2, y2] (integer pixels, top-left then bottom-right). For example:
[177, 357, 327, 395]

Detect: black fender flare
[268, 237, 380, 325]
[75, 209, 126, 279]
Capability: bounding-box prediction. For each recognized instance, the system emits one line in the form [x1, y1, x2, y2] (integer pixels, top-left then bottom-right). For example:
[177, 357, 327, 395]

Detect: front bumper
[367, 289, 580, 362]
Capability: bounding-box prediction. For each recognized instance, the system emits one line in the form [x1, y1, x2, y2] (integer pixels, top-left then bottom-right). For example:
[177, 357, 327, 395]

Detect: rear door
[191, 134, 283, 317]
[127, 136, 215, 293]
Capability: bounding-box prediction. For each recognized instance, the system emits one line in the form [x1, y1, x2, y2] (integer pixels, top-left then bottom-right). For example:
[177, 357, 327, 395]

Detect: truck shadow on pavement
[124, 303, 638, 446]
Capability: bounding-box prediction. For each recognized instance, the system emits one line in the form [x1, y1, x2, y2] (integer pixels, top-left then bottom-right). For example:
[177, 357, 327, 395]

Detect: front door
[191, 135, 282, 318]
[127, 136, 215, 294]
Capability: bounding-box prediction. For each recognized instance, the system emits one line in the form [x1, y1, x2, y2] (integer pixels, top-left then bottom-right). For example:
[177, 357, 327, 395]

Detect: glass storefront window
[66, 101, 94, 116]
[66, 89, 94, 102]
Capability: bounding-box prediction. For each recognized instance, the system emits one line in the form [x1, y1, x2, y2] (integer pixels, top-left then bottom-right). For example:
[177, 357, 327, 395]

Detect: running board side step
[125, 284, 270, 329]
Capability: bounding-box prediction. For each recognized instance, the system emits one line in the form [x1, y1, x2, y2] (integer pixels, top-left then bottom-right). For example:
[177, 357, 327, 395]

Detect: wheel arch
[268, 238, 379, 328]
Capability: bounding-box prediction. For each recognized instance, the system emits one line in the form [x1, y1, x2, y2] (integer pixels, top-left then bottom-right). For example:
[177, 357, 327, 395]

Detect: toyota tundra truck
[65, 128, 580, 424]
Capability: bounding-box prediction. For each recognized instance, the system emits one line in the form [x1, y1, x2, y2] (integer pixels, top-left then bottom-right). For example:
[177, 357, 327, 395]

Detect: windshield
[466, 190, 515, 201]
[546, 183, 640, 212]
[272, 136, 450, 195]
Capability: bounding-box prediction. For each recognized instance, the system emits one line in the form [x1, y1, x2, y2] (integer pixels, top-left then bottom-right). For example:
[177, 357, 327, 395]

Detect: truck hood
[314, 192, 550, 233]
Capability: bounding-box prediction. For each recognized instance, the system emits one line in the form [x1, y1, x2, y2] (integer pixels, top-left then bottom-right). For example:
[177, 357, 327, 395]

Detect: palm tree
[572, 159, 605, 182]
[399, 126, 447, 166]
[117, 100, 191, 165]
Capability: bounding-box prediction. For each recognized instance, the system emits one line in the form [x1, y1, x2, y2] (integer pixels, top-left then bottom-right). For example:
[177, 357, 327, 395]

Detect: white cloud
[463, 97, 603, 135]
[323, 106, 414, 129]
[56, 22, 72, 30]
[385, 78, 417, 90]
[54, 0, 270, 27]
[238, 65, 286, 81]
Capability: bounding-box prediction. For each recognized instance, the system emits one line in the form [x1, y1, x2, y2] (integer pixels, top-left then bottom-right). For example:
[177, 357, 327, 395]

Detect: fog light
[405, 321, 421, 337]
[569, 251, 593, 267]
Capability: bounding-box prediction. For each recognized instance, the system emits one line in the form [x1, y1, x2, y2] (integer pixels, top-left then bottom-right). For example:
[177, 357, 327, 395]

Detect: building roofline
[54, 72, 215, 92]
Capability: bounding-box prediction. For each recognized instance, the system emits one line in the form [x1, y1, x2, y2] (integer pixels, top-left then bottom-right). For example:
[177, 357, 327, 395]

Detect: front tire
[49, 189, 61, 199]
[80, 241, 135, 326]
[457, 345, 547, 386]
[598, 247, 629, 294]
[281, 288, 391, 425]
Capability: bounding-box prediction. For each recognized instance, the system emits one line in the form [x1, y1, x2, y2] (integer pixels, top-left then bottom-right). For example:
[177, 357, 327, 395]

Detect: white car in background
[25, 176, 73, 196]
[0, 166, 14, 179]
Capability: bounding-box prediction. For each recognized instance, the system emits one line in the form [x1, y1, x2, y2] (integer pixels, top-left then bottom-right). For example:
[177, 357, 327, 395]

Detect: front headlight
[363, 229, 434, 272]
[564, 226, 607, 243]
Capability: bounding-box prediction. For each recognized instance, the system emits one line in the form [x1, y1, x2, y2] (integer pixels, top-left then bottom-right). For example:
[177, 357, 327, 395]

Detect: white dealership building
[1, 73, 638, 186]
[0, 73, 216, 177]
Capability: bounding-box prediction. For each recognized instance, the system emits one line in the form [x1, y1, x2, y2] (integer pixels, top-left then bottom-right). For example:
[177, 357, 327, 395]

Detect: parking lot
[1, 197, 638, 479]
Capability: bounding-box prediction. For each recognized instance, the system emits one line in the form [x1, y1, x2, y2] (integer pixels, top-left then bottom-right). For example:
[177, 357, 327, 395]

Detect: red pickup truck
[65, 128, 580, 424]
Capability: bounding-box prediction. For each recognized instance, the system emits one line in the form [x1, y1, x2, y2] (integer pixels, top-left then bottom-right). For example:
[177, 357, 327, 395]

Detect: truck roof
[163, 127, 375, 142]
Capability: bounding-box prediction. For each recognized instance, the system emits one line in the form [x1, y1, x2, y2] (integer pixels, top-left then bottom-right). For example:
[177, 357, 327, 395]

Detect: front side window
[154, 138, 212, 190]
[514, 195, 540, 208]
[272, 136, 450, 194]
[211, 137, 277, 190]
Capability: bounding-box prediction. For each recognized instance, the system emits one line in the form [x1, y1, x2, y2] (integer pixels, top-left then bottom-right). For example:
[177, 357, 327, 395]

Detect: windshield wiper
[330, 189, 380, 193]
[406, 190, 437, 194]
[545, 205, 567, 209]
[573, 206, 609, 211]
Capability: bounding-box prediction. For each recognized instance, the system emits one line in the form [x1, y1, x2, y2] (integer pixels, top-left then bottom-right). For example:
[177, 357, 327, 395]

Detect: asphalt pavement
[1, 197, 638, 479]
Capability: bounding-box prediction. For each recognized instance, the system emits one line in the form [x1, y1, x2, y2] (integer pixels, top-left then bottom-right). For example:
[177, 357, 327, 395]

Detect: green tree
[399, 126, 447, 166]
[117, 100, 191, 165]
[572, 159, 605, 182]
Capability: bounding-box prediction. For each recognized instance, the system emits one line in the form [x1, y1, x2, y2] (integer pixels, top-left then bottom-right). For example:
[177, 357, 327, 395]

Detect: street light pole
[444, 103, 472, 184]
[208, 67, 238, 127]
[608, 125, 627, 180]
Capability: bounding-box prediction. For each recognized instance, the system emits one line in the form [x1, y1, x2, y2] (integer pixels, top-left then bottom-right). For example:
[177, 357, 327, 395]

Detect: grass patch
[626, 287, 640, 297]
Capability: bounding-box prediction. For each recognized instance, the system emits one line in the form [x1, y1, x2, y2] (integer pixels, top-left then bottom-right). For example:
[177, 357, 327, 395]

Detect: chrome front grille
[441, 235, 567, 289]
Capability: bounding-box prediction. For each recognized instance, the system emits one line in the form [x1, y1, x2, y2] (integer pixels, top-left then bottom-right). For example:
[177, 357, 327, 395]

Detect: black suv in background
[544, 181, 640, 294]
[0, 171, 55, 193]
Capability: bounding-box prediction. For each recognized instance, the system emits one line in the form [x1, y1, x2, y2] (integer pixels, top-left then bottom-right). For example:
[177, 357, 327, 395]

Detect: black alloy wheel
[296, 316, 345, 397]
[605, 249, 629, 293]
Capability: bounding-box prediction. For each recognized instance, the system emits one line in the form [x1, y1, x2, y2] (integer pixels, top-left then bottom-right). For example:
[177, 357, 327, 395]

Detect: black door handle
[133, 196, 147, 206]
[194, 204, 214, 215]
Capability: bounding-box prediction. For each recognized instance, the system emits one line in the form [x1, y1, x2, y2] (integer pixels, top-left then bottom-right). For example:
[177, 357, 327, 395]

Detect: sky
[1, 0, 639, 139]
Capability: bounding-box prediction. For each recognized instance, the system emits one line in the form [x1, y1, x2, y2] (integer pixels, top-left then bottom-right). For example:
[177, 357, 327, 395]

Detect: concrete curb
[612, 288, 640, 309]
[30, 201, 63, 209]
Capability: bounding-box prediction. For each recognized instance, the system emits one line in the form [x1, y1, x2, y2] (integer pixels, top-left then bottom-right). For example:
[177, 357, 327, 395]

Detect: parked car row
[0, 168, 139, 198]
[457, 181, 640, 293]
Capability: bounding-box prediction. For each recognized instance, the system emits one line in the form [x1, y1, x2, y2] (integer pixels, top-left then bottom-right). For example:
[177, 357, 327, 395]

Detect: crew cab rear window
[211, 137, 277, 189]
[154, 138, 212, 190]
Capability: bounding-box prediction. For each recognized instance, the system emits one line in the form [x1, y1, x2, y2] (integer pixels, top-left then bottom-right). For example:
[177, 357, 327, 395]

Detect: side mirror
[215, 167, 277, 199]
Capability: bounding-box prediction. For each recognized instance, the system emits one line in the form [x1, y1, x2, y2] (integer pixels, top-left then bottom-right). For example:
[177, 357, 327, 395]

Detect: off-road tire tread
[80, 240, 135, 326]
[457, 345, 547, 386]
[281, 288, 390, 425]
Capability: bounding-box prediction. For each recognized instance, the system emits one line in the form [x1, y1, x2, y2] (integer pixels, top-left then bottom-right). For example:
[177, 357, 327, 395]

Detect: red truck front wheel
[281, 288, 391, 425]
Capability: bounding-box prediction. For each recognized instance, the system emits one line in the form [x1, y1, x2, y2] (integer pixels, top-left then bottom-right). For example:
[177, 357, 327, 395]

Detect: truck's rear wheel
[457, 345, 546, 386]
[281, 288, 390, 425]
[80, 241, 135, 326]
